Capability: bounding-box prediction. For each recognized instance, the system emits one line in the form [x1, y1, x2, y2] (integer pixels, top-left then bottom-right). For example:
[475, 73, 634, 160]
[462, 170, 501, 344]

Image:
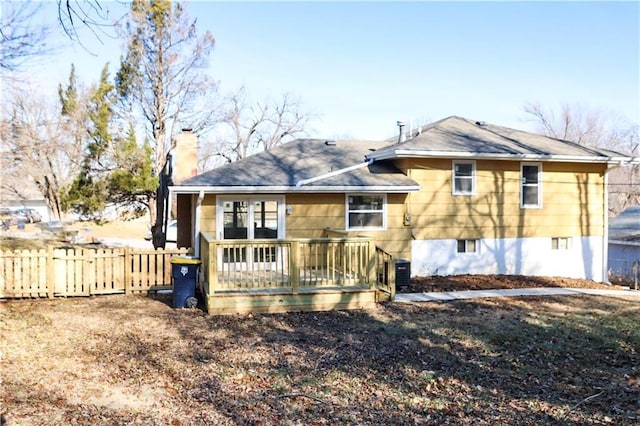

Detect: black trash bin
[395, 259, 411, 290]
[170, 256, 201, 308]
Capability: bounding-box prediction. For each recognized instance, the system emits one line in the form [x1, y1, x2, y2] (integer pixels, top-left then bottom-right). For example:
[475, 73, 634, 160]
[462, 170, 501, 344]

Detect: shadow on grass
[5, 294, 637, 424]
[162, 296, 639, 424]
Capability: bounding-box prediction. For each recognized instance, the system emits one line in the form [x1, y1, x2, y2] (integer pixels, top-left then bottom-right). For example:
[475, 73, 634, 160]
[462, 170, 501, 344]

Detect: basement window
[346, 194, 385, 231]
[457, 239, 478, 253]
[551, 237, 571, 250]
[452, 161, 475, 195]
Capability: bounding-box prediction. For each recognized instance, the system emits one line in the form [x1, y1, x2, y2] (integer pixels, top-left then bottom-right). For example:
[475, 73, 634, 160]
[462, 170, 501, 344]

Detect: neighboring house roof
[0, 180, 45, 204]
[173, 138, 420, 194]
[368, 116, 634, 163]
[609, 206, 640, 243]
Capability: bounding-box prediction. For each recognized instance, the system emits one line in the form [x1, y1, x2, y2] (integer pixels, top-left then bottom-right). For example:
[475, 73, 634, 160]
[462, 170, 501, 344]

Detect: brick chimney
[172, 128, 198, 183]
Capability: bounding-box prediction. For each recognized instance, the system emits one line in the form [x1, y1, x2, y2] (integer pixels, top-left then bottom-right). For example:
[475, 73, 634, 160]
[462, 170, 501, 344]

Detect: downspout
[194, 190, 204, 258]
[165, 189, 172, 243]
[602, 162, 623, 283]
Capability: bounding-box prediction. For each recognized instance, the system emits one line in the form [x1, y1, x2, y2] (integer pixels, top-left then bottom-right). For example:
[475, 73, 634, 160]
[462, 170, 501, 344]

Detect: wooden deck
[206, 285, 379, 315]
[198, 233, 395, 315]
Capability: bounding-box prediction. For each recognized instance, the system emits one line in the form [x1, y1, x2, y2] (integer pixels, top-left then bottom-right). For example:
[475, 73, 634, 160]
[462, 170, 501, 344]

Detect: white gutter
[366, 149, 634, 164]
[295, 159, 374, 187]
[169, 184, 420, 194]
[193, 190, 204, 257]
[603, 170, 610, 283]
[165, 189, 172, 239]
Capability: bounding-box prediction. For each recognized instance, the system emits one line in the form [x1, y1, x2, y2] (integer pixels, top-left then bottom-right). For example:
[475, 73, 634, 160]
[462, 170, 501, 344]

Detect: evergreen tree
[116, 0, 217, 230]
[61, 64, 157, 220]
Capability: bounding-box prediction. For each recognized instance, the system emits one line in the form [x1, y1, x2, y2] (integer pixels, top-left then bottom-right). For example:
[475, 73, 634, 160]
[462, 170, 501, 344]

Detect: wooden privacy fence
[0, 247, 190, 299]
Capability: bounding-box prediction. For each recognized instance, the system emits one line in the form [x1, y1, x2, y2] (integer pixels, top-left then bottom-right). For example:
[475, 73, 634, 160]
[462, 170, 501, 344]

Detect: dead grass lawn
[1, 293, 639, 425]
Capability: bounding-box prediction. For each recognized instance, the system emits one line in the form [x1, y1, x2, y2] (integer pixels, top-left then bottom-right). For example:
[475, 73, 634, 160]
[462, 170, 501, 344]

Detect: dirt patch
[1, 293, 639, 424]
[404, 274, 629, 293]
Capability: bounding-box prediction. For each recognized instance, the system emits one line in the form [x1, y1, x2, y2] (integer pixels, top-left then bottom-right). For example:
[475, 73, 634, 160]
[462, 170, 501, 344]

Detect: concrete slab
[394, 287, 640, 303]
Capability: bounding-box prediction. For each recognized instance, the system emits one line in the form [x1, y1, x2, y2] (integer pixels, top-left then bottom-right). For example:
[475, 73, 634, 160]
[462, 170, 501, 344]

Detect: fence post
[82, 248, 91, 296]
[633, 260, 638, 291]
[124, 247, 132, 295]
[47, 246, 55, 299]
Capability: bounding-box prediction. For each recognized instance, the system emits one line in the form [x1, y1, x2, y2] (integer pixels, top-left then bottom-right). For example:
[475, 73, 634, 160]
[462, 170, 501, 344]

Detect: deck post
[341, 241, 347, 286]
[209, 240, 218, 295]
[367, 240, 376, 287]
[389, 258, 397, 298]
[291, 240, 300, 294]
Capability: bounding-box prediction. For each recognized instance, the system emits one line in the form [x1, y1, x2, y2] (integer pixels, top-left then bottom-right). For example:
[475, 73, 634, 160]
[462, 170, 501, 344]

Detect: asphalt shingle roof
[609, 206, 640, 242]
[178, 138, 418, 189]
[371, 116, 632, 160]
[178, 116, 635, 192]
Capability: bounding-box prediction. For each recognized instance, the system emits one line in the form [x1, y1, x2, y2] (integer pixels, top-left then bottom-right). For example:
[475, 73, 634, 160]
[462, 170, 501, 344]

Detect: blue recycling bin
[170, 256, 201, 308]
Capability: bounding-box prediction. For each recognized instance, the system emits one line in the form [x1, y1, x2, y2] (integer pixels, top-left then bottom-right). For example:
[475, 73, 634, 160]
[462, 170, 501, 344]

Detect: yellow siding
[286, 193, 344, 238]
[200, 196, 216, 236]
[285, 193, 413, 260]
[404, 159, 605, 240]
[195, 159, 605, 261]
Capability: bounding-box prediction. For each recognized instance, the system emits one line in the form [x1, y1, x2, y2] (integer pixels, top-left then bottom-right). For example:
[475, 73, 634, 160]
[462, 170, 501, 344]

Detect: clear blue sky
[28, 1, 640, 140]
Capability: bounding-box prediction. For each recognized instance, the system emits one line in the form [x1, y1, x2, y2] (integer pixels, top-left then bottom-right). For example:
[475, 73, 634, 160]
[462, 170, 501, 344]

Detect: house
[608, 205, 640, 285]
[168, 116, 636, 312]
[0, 182, 51, 223]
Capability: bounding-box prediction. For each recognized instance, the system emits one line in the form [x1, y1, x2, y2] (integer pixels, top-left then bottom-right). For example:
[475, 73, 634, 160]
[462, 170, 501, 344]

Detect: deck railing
[375, 246, 396, 299]
[199, 233, 376, 295]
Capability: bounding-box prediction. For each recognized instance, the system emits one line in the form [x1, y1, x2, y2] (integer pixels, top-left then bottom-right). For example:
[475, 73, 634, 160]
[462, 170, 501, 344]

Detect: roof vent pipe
[397, 121, 406, 144]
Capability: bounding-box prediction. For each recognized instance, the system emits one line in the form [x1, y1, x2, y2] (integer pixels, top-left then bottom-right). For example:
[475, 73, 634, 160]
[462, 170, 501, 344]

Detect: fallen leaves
[1, 292, 639, 424]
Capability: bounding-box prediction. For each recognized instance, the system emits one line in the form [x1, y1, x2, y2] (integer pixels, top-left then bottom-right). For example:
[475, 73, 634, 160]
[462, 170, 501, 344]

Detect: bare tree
[56, 0, 112, 42]
[200, 87, 313, 169]
[116, 1, 217, 223]
[0, 1, 50, 71]
[608, 125, 639, 214]
[113, 0, 219, 248]
[0, 85, 84, 219]
[524, 102, 639, 215]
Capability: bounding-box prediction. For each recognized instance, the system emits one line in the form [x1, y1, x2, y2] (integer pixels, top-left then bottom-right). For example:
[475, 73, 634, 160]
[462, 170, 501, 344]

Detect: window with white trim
[457, 239, 478, 253]
[452, 161, 475, 195]
[521, 163, 542, 208]
[346, 194, 385, 230]
[551, 237, 571, 250]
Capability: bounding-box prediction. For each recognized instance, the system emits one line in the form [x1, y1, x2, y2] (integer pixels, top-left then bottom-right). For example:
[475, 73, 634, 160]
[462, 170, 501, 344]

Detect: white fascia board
[367, 149, 634, 164]
[169, 185, 421, 194]
[293, 185, 421, 193]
